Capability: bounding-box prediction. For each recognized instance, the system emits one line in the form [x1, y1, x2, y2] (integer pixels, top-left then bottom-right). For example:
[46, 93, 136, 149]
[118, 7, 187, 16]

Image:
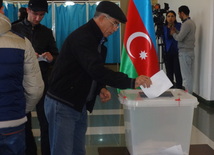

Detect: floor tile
[86, 134, 125, 146]
[86, 126, 125, 135]
[88, 114, 124, 127]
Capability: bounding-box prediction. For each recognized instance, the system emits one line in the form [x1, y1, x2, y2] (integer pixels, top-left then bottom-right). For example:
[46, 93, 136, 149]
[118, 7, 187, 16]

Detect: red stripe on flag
[123, 0, 159, 77]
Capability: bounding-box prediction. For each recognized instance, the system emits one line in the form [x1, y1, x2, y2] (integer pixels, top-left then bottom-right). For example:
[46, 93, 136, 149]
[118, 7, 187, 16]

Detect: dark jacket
[47, 19, 135, 113]
[12, 19, 58, 84]
[163, 22, 181, 53]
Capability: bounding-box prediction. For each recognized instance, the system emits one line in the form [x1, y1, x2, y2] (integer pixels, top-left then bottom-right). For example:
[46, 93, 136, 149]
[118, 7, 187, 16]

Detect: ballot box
[118, 89, 198, 155]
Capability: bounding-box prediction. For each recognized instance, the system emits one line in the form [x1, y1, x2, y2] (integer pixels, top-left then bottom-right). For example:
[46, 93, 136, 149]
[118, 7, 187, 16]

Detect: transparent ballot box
[119, 89, 198, 155]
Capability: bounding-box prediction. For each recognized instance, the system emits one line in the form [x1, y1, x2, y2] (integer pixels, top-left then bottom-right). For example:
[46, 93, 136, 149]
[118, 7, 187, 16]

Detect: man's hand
[99, 88, 111, 103]
[170, 27, 176, 35]
[42, 52, 53, 62]
[35, 52, 39, 58]
[135, 75, 152, 88]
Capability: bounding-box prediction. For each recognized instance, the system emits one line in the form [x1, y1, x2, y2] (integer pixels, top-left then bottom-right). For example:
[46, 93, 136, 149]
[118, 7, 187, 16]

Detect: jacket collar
[0, 14, 11, 35]
[182, 17, 190, 23]
[89, 19, 107, 44]
[23, 18, 41, 29]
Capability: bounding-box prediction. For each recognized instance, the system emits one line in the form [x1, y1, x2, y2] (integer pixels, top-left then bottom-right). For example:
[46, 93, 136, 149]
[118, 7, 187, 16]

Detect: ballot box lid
[119, 89, 199, 108]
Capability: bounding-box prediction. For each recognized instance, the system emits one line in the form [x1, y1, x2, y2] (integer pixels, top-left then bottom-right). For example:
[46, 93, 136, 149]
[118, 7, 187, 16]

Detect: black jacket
[12, 19, 58, 85]
[47, 19, 135, 113]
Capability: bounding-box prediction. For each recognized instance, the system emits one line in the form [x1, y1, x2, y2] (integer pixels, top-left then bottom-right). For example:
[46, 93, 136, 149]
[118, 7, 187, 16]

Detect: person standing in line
[163, 10, 183, 89]
[170, 5, 196, 93]
[44, 1, 152, 155]
[12, 0, 58, 154]
[12, 7, 28, 25]
[0, 0, 44, 154]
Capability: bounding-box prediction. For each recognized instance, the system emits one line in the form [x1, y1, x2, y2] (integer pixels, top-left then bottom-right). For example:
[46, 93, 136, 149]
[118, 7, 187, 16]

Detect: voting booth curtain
[3, 1, 121, 63]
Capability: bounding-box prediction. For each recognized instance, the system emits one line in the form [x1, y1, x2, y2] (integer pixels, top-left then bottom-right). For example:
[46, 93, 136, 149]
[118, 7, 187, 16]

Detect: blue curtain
[55, 3, 87, 50]
[3, 3, 17, 22]
[105, 29, 121, 63]
[3, 2, 121, 63]
[88, 4, 97, 19]
[40, 5, 53, 29]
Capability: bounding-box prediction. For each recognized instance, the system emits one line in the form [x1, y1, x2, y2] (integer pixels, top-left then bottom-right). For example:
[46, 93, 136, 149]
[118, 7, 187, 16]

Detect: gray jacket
[173, 18, 196, 50]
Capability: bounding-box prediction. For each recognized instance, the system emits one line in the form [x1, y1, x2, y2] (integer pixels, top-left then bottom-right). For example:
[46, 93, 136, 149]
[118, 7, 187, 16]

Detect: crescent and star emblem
[126, 32, 152, 59]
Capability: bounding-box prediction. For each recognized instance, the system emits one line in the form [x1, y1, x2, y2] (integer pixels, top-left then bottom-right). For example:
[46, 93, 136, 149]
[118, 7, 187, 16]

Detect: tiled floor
[32, 87, 214, 155]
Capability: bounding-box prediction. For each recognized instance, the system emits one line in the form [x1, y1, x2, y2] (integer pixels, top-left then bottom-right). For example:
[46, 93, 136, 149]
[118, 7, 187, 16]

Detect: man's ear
[98, 14, 106, 22]
[95, 14, 106, 25]
[26, 8, 30, 13]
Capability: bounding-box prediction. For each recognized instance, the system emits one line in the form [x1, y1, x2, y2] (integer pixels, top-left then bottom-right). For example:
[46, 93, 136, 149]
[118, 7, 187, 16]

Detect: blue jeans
[44, 95, 87, 155]
[0, 124, 25, 155]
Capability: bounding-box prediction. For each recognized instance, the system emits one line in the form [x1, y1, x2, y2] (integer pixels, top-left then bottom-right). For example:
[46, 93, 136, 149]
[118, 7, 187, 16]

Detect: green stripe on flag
[120, 45, 138, 78]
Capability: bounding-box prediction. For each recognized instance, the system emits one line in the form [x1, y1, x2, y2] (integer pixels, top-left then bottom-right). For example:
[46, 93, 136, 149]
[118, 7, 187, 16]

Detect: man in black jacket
[44, 1, 152, 155]
[12, 0, 58, 155]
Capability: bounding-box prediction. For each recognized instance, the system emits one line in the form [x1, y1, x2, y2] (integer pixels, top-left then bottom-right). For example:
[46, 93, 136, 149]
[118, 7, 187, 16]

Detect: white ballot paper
[140, 70, 173, 98]
[38, 55, 48, 62]
[159, 145, 184, 155]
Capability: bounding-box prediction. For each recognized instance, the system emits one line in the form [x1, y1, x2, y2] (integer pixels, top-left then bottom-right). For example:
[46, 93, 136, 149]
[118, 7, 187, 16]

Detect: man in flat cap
[12, 0, 58, 155]
[44, 1, 152, 155]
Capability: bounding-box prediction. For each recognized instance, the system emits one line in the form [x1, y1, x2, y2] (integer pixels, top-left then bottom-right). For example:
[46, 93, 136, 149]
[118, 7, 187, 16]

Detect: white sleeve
[23, 38, 44, 113]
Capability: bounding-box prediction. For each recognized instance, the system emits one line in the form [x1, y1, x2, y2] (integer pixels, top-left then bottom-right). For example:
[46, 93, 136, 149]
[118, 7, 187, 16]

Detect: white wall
[158, 0, 214, 101]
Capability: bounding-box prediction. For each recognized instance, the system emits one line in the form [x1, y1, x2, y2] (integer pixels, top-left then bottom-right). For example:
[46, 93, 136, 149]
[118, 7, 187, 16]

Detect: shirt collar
[89, 19, 108, 45]
[182, 17, 190, 23]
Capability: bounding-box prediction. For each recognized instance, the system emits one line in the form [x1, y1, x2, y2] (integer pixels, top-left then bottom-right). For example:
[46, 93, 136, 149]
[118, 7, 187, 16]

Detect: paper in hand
[38, 55, 48, 62]
[140, 70, 173, 98]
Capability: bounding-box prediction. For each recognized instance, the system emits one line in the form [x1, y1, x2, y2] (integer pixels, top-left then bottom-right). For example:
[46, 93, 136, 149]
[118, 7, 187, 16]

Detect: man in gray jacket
[0, 1, 44, 154]
[170, 5, 196, 93]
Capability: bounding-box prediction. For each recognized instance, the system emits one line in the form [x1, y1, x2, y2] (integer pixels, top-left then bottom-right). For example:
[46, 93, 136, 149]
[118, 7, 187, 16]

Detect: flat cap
[96, 1, 127, 23]
[28, 0, 48, 12]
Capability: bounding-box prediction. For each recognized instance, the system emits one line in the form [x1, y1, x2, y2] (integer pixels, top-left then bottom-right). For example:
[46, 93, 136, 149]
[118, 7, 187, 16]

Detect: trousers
[44, 95, 87, 155]
[179, 49, 194, 93]
[0, 124, 25, 155]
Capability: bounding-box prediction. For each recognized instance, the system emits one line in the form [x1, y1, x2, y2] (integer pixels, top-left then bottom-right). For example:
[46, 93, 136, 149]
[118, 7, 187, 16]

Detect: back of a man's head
[0, 0, 3, 8]
[154, 4, 160, 10]
[28, 0, 48, 12]
[179, 5, 190, 16]
[19, 7, 27, 20]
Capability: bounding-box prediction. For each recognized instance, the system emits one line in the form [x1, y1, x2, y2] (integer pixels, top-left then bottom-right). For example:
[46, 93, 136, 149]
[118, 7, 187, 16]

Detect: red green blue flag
[120, 0, 159, 78]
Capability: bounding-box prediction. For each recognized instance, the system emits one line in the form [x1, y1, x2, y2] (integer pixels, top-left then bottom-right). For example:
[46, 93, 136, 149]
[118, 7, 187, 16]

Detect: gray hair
[94, 11, 109, 18]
